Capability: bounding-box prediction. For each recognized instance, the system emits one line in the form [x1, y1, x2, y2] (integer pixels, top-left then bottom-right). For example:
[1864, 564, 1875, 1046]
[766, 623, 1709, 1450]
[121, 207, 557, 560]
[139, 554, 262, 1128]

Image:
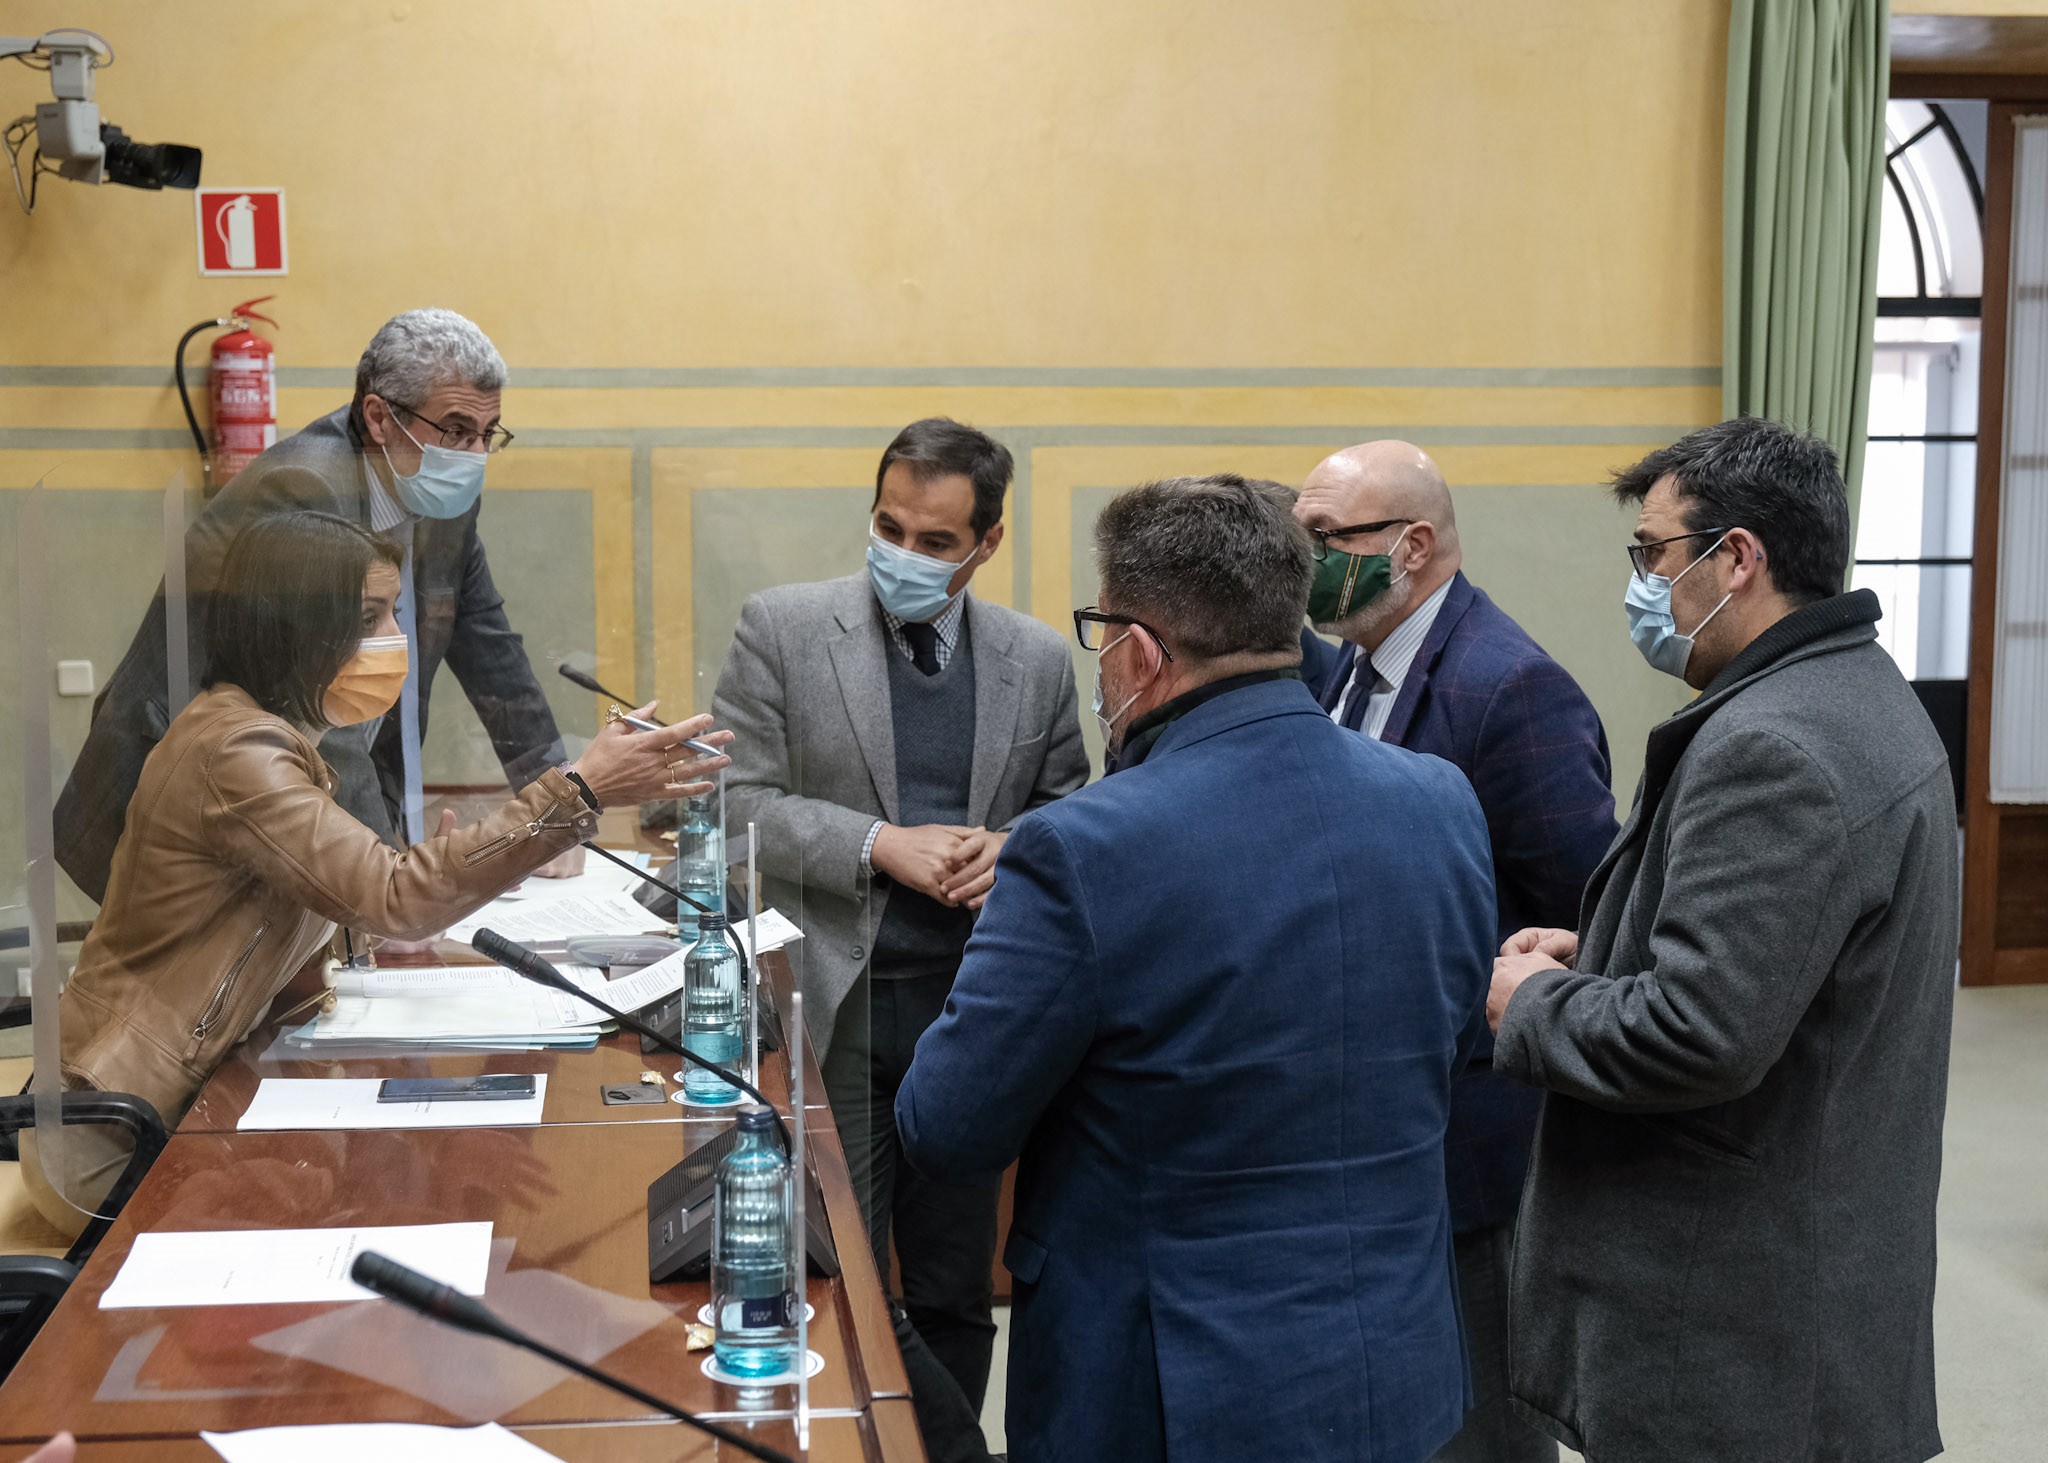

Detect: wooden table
[0, 1404, 921, 1460]
[0, 951, 919, 1460]
[181, 1027, 819, 1133]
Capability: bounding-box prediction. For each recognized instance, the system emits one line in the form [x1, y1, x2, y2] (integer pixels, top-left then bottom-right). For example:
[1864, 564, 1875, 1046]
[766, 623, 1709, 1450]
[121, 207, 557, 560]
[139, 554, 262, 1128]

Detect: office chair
[0, 921, 94, 1032]
[0, 1090, 166, 1379]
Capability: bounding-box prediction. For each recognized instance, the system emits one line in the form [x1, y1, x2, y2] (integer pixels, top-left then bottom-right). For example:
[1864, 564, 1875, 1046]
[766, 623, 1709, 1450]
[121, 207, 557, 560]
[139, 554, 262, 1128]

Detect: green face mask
[1306, 539, 1404, 624]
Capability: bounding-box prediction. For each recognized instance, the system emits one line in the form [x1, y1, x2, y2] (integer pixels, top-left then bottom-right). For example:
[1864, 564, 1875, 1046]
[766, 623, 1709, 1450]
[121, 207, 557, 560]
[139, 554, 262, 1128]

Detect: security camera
[3, 28, 201, 211]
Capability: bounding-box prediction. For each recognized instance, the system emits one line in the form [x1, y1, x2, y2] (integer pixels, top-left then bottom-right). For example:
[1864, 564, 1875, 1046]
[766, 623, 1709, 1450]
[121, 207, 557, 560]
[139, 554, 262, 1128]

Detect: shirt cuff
[860, 819, 885, 878]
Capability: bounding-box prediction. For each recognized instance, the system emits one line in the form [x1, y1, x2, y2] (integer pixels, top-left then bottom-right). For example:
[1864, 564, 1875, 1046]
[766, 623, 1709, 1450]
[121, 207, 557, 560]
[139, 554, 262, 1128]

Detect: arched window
[1857, 99, 1985, 682]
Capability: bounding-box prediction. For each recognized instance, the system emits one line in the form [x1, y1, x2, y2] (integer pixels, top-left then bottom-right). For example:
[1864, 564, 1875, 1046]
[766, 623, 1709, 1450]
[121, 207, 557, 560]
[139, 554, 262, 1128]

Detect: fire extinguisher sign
[195, 188, 287, 276]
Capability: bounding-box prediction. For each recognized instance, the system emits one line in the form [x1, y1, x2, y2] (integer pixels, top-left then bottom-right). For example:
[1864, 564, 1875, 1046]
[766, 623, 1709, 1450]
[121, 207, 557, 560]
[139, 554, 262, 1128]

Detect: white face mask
[1091, 630, 1142, 748]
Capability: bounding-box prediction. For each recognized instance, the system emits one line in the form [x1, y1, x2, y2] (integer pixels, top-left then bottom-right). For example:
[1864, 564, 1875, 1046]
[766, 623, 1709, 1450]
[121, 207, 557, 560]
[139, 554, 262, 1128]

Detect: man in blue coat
[898, 474, 1498, 1463]
[1295, 442, 1617, 1462]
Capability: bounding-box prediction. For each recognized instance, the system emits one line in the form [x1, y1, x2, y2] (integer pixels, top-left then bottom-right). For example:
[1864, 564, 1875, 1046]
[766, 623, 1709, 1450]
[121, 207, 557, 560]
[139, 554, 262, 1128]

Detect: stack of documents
[286, 964, 611, 1051]
[284, 958, 682, 1052]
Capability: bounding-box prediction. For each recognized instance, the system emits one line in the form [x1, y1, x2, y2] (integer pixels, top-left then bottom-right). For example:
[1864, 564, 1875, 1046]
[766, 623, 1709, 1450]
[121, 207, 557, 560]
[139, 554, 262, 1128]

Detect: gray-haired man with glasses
[58, 307, 573, 901]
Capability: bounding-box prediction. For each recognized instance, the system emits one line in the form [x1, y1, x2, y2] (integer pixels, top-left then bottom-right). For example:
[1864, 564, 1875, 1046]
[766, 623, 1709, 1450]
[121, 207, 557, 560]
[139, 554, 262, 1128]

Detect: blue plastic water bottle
[713, 1103, 799, 1378]
[675, 794, 724, 941]
[682, 913, 742, 1105]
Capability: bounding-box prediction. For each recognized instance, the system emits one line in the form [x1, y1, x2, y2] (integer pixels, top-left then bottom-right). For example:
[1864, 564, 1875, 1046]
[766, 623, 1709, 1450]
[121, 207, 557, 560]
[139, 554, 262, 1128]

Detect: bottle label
[737, 1292, 797, 1330]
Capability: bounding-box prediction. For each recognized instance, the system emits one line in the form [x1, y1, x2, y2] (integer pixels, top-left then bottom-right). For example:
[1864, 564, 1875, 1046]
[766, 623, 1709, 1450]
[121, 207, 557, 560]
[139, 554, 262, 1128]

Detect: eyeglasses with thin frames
[394, 402, 515, 455]
[1073, 607, 1175, 660]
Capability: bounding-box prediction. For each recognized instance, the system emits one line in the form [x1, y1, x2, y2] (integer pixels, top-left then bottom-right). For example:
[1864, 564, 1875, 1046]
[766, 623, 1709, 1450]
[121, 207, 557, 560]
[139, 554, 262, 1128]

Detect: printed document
[100, 1221, 492, 1310]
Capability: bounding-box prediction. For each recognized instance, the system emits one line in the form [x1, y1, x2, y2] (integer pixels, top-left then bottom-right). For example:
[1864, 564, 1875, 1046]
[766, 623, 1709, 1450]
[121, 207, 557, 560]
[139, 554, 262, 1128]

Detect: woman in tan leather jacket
[27, 510, 730, 1236]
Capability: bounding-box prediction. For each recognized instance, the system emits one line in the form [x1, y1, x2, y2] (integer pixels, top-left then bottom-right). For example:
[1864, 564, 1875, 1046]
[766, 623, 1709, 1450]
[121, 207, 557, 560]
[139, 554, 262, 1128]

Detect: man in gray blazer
[1487, 418, 1958, 1463]
[57, 308, 569, 901]
[715, 417, 1087, 1423]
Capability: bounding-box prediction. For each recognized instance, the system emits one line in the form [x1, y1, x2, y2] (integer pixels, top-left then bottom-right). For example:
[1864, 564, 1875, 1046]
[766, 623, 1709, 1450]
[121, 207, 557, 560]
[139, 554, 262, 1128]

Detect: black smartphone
[375, 1074, 538, 1103]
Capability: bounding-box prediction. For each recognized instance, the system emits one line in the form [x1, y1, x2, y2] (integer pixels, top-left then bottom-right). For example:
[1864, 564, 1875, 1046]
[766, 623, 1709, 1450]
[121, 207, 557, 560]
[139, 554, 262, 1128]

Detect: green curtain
[1723, 0, 1890, 517]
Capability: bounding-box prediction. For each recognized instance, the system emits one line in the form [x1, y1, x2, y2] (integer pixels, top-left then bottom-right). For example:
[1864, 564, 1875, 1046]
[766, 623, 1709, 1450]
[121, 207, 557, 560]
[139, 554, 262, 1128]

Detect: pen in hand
[614, 713, 722, 759]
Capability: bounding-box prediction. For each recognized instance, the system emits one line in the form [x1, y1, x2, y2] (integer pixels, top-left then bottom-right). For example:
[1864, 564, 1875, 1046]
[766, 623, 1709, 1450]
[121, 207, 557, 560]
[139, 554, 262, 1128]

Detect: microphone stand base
[647, 1127, 841, 1284]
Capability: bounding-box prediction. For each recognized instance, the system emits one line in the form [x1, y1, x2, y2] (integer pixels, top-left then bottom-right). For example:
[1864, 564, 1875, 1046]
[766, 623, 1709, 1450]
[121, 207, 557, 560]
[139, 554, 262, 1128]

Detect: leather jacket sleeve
[197, 720, 598, 941]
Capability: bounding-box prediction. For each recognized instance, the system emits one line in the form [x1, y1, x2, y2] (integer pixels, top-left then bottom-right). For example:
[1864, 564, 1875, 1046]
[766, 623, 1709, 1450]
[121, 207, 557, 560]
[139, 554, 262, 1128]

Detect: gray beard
[1314, 571, 1417, 647]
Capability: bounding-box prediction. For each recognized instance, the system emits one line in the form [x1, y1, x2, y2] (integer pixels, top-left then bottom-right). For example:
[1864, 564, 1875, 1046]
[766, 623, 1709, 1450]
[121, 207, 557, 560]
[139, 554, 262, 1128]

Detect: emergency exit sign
[195, 188, 287, 276]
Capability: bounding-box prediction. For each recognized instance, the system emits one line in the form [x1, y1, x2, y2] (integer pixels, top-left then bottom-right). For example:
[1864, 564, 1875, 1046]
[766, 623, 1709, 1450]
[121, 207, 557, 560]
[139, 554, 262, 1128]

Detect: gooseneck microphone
[471, 929, 787, 1148]
[349, 1251, 798, 1463]
[556, 662, 631, 704]
[557, 661, 723, 758]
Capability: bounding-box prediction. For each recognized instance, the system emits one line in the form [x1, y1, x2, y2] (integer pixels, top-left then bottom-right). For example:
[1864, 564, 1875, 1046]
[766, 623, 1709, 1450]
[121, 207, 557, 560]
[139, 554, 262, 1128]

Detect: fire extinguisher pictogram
[208, 296, 278, 485]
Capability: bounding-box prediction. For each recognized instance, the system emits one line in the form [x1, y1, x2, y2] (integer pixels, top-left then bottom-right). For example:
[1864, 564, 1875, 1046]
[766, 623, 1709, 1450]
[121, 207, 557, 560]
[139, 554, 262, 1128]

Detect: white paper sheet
[329, 964, 532, 999]
[237, 1077, 548, 1132]
[448, 888, 667, 946]
[203, 1422, 562, 1463]
[731, 906, 805, 958]
[597, 948, 693, 1013]
[100, 1221, 492, 1310]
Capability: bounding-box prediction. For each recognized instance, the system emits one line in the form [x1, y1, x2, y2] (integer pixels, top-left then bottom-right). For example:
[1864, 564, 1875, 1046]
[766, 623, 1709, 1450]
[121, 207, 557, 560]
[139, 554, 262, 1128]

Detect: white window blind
[1991, 119, 2048, 803]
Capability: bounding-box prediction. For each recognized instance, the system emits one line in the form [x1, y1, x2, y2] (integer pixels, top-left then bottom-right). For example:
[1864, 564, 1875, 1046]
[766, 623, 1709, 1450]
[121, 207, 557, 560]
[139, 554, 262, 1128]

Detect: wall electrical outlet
[55, 660, 96, 697]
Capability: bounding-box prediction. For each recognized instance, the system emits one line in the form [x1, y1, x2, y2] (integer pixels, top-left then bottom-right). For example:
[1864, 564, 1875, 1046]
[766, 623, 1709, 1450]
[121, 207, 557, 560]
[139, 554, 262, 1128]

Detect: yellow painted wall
[1, 0, 1729, 913]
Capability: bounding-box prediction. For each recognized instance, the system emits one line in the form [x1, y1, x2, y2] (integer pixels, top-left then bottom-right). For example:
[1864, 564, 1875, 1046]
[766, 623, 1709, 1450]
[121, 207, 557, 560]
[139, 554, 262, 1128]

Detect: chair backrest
[0, 1092, 168, 1266]
[0, 1254, 77, 1380]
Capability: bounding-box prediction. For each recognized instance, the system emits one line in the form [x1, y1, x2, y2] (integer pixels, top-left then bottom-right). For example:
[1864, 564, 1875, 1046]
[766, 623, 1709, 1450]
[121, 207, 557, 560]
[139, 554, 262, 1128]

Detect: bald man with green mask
[1295, 440, 1617, 1463]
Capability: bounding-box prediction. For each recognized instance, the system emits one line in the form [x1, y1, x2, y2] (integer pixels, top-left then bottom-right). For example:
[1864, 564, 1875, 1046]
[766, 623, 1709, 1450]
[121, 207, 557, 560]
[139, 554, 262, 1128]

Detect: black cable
[473, 930, 789, 1153]
[577, 839, 755, 1005]
[173, 317, 225, 490]
[350, 1252, 798, 1463]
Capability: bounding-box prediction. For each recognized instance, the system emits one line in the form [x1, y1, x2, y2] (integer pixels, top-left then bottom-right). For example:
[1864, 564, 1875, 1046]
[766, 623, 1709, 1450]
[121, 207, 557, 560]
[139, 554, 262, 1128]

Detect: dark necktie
[903, 621, 942, 677]
[1338, 655, 1376, 732]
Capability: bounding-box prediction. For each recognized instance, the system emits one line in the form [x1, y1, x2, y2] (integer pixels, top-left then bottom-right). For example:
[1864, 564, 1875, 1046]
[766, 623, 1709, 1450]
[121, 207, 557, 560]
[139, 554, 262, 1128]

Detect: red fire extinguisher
[206, 297, 279, 485]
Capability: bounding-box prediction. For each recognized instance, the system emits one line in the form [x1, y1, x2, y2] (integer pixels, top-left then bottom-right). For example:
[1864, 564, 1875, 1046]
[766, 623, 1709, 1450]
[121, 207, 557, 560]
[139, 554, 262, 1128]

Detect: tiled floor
[970, 985, 2047, 1461]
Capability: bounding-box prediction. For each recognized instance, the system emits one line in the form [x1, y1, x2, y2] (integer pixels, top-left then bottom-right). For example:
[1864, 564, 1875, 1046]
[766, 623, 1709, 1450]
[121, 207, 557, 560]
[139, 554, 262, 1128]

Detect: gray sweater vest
[872, 619, 978, 976]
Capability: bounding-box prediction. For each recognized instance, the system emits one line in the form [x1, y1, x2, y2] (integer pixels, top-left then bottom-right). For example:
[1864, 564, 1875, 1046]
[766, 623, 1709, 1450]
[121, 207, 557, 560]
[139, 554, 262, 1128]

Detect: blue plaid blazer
[1306, 573, 1617, 1229]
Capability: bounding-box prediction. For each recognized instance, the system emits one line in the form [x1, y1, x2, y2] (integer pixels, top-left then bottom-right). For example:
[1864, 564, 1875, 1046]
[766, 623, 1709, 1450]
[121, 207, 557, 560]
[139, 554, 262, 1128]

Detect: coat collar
[1576, 589, 1883, 924]
[1114, 670, 1310, 771]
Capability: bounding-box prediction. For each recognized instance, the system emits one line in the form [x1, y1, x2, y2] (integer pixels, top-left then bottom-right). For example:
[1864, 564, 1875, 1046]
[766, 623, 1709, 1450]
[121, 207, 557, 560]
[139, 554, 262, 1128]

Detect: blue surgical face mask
[382, 416, 488, 520]
[1091, 630, 1141, 747]
[866, 526, 979, 623]
[1624, 531, 1732, 679]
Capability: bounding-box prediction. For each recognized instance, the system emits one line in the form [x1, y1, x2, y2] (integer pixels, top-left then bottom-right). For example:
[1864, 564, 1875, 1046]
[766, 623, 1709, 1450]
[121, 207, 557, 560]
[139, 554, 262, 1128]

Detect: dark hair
[1094, 474, 1311, 659]
[1609, 417, 1850, 604]
[873, 418, 1014, 538]
[203, 506, 404, 728]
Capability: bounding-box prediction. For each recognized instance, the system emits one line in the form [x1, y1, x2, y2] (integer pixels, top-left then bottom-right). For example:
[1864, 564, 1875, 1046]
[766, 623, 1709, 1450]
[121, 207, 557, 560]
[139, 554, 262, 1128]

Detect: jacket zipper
[193, 920, 269, 1041]
[463, 798, 572, 868]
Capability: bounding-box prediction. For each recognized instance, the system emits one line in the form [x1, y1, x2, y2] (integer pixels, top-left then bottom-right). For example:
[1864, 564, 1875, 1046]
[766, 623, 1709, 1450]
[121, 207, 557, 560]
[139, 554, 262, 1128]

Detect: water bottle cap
[696, 911, 727, 932]
[735, 1102, 776, 1132]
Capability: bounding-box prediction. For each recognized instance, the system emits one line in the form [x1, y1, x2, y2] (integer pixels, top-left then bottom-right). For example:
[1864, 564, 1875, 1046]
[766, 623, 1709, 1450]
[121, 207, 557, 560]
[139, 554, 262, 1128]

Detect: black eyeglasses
[1073, 608, 1175, 660]
[1307, 518, 1411, 561]
[1626, 527, 1728, 583]
[395, 402, 515, 455]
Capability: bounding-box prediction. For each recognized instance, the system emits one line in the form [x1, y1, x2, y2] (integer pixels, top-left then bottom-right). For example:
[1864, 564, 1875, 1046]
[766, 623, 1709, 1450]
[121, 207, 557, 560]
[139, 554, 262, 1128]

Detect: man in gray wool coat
[1488, 417, 1958, 1463]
